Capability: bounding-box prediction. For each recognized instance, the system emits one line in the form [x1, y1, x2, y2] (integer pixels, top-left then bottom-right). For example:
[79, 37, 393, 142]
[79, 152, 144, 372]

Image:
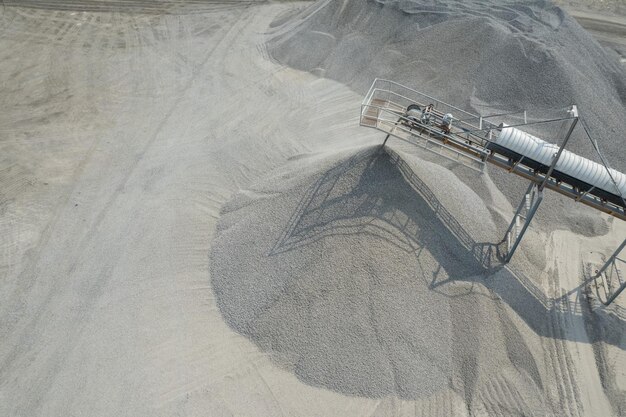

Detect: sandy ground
[557, 2, 626, 61]
[0, 1, 625, 416]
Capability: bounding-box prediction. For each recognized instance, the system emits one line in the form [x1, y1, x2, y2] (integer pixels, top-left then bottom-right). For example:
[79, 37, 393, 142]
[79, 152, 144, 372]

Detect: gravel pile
[211, 146, 548, 410]
[210, 1, 624, 411]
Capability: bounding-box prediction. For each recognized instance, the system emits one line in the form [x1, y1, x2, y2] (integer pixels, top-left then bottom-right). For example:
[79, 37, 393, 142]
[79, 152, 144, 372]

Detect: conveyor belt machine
[360, 78, 626, 305]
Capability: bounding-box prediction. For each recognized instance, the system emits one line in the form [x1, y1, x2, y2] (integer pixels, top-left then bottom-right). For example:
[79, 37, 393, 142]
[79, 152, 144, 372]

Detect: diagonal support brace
[503, 183, 543, 263]
[593, 239, 626, 305]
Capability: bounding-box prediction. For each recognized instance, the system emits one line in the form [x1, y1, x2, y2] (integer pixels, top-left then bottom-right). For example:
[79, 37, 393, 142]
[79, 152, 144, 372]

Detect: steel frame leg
[503, 182, 543, 263]
[502, 106, 574, 262]
[593, 238, 626, 305]
[381, 116, 404, 148]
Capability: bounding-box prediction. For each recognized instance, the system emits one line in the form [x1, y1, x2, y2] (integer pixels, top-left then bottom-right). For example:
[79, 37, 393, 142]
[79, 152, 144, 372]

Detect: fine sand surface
[1, 1, 626, 416]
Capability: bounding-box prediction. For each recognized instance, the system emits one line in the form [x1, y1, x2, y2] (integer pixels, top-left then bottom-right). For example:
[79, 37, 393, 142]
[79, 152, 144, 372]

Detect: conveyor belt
[360, 79, 626, 221]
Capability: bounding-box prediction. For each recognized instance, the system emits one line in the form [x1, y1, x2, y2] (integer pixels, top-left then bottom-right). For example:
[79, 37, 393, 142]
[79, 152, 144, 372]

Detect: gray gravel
[211, 147, 548, 410]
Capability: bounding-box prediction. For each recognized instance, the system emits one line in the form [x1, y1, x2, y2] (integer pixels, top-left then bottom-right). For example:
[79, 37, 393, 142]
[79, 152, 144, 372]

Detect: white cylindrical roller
[494, 126, 626, 199]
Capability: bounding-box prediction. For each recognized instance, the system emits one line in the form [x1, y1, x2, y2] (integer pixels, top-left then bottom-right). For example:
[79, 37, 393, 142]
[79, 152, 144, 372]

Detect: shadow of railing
[385, 148, 506, 271]
[271, 147, 501, 270]
[270, 145, 626, 349]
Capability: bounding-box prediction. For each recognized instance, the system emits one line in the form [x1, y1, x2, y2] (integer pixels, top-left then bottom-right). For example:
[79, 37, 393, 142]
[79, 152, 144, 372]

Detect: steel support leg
[540, 106, 578, 191]
[381, 116, 404, 148]
[502, 107, 575, 262]
[593, 238, 626, 305]
[503, 183, 543, 263]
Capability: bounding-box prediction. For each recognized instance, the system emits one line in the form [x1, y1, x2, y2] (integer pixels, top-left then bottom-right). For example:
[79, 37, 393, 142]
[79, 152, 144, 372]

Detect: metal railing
[361, 103, 488, 171]
[362, 79, 479, 118]
[361, 79, 498, 147]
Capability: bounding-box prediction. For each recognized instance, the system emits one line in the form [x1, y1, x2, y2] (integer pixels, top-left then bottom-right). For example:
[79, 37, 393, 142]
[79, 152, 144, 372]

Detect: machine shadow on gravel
[269, 147, 626, 350]
[270, 148, 503, 270]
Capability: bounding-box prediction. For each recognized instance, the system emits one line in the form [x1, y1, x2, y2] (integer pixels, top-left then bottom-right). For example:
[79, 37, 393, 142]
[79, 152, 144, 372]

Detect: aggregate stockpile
[211, 148, 549, 408]
[268, 0, 626, 184]
[211, 143, 626, 416]
[210, 1, 626, 414]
